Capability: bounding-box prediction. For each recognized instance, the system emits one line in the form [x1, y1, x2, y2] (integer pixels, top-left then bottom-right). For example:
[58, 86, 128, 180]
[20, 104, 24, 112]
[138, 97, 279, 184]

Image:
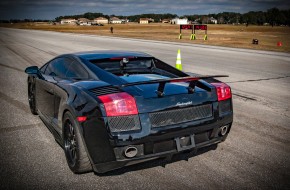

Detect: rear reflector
[98, 92, 138, 116]
[77, 116, 87, 122]
[211, 83, 231, 101]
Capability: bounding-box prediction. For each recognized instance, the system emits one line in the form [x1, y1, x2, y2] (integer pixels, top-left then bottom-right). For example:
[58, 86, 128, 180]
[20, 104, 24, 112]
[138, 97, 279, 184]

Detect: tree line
[1, 8, 289, 26]
[54, 8, 290, 26]
[54, 13, 178, 23]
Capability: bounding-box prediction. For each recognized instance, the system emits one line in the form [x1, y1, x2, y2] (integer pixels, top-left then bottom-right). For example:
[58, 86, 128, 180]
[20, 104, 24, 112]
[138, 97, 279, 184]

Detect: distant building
[94, 17, 108, 24]
[140, 18, 149, 24]
[171, 18, 188, 25]
[60, 18, 77, 25]
[110, 17, 123, 24]
[139, 18, 154, 24]
[191, 20, 199, 24]
[162, 19, 171, 23]
[77, 18, 92, 25]
[209, 17, 217, 24]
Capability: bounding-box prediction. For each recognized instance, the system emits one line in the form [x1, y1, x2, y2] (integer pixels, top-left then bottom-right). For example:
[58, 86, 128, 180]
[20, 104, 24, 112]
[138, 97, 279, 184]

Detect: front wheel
[63, 112, 92, 174]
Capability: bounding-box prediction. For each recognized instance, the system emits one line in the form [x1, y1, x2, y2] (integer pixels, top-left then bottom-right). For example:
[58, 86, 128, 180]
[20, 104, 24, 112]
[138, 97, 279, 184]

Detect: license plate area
[175, 134, 195, 152]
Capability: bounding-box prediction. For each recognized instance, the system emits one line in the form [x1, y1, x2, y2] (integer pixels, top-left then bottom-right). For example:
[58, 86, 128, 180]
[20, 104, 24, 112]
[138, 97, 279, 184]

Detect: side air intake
[89, 86, 121, 96]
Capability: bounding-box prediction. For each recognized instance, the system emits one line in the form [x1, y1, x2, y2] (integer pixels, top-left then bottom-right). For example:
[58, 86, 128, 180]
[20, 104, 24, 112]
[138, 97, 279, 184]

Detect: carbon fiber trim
[107, 115, 141, 132]
[219, 99, 232, 115]
[149, 104, 213, 128]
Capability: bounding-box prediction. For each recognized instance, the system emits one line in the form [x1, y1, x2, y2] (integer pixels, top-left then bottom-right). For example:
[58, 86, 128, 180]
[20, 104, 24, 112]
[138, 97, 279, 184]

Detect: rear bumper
[93, 133, 228, 173]
[92, 121, 232, 173]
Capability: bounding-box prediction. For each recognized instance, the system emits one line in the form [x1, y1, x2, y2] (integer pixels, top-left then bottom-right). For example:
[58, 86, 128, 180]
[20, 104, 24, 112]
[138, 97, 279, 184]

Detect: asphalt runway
[0, 27, 289, 190]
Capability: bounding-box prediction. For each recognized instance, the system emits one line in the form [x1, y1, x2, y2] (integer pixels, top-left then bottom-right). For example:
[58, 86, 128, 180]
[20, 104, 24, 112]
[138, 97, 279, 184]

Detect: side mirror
[25, 66, 39, 75]
[25, 66, 44, 79]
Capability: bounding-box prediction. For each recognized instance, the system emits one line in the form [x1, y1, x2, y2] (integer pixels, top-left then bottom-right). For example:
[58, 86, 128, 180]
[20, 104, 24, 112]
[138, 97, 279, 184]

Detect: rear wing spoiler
[117, 75, 229, 97]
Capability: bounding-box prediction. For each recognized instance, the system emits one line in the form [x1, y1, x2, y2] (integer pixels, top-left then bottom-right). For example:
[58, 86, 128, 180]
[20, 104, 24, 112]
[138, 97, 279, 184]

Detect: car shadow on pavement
[96, 144, 218, 176]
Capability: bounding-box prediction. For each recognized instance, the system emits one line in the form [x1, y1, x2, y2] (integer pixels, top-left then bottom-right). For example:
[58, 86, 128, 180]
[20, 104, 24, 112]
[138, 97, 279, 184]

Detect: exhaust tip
[124, 146, 138, 158]
[219, 125, 229, 136]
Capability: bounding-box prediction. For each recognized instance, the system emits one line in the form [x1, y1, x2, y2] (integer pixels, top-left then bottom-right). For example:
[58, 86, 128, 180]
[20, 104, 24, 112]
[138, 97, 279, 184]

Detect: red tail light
[211, 83, 231, 101]
[98, 92, 138, 116]
[77, 116, 87, 122]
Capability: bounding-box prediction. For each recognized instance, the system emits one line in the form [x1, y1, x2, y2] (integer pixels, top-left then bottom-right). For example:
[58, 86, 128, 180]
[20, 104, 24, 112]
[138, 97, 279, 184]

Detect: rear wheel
[63, 112, 92, 174]
[28, 82, 38, 115]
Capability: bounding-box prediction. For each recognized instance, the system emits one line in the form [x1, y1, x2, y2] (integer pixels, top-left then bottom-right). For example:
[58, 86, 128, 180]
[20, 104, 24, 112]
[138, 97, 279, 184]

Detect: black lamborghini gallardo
[25, 51, 233, 174]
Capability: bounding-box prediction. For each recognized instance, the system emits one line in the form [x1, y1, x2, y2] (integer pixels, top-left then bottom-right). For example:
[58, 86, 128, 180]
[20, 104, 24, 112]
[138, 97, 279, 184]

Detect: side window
[44, 60, 56, 75]
[44, 58, 71, 78]
[65, 60, 89, 79]
[39, 63, 48, 74]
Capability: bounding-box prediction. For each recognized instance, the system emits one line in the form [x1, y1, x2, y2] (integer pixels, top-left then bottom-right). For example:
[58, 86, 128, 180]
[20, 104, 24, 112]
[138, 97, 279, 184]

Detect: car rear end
[87, 76, 233, 173]
[77, 53, 233, 173]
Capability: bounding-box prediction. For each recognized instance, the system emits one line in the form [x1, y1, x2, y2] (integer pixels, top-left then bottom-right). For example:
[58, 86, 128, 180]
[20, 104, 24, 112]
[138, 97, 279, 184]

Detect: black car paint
[26, 51, 233, 173]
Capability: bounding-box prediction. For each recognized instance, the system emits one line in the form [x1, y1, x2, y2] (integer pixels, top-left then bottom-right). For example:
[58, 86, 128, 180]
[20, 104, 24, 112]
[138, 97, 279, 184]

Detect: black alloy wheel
[63, 112, 92, 173]
[64, 120, 77, 167]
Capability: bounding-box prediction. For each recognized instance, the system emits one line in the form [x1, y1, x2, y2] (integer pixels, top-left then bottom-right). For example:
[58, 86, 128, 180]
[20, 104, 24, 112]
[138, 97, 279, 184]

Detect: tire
[63, 112, 92, 174]
[28, 82, 38, 115]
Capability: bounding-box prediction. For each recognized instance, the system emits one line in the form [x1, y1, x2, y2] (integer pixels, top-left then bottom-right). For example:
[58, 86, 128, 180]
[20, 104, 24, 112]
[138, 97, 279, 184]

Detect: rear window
[89, 57, 186, 78]
[90, 57, 153, 72]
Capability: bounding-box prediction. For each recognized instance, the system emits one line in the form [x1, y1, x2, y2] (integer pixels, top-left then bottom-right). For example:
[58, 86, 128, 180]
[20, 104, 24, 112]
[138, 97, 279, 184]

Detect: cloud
[0, 0, 289, 20]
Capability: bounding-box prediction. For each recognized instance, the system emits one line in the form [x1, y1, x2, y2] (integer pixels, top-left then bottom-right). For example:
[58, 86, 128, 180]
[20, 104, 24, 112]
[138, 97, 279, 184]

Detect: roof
[95, 17, 108, 20]
[140, 18, 150, 21]
[110, 17, 121, 21]
[172, 17, 188, 20]
[78, 18, 90, 22]
[72, 50, 152, 60]
[61, 18, 76, 21]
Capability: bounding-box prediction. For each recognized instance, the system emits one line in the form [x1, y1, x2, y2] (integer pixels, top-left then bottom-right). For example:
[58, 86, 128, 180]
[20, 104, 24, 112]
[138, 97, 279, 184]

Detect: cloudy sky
[1, 0, 290, 20]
